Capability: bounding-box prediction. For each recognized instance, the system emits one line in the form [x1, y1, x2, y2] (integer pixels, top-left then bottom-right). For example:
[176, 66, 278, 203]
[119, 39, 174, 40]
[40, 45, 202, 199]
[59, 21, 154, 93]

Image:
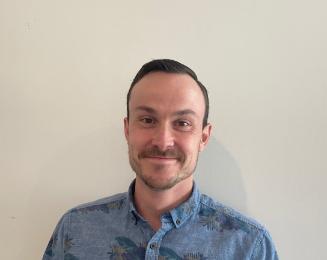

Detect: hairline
[127, 59, 209, 128]
[128, 72, 208, 127]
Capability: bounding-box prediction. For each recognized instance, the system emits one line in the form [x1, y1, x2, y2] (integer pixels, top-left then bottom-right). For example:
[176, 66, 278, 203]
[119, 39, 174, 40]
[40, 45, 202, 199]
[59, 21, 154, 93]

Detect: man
[43, 59, 278, 259]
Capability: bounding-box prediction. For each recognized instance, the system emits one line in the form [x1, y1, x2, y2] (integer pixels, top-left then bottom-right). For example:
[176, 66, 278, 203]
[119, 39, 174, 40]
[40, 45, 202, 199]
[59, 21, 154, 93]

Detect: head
[127, 59, 209, 128]
[124, 59, 212, 191]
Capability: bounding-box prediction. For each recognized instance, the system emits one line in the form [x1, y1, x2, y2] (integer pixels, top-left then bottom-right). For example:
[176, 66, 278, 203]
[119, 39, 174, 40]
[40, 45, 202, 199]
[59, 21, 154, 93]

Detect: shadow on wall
[195, 136, 247, 214]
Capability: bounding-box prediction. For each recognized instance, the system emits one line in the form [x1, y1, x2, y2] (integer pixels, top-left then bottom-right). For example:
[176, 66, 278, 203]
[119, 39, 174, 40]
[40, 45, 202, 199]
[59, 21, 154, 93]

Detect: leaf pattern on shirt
[63, 234, 79, 259]
[182, 252, 207, 260]
[108, 237, 208, 260]
[107, 199, 126, 210]
[45, 231, 79, 260]
[199, 207, 251, 233]
[108, 237, 145, 260]
[43, 183, 275, 260]
[72, 198, 126, 214]
[45, 235, 57, 257]
[159, 247, 182, 259]
[178, 201, 194, 216]
[64, 253, 79, 260]
[64, 234, 74, 253]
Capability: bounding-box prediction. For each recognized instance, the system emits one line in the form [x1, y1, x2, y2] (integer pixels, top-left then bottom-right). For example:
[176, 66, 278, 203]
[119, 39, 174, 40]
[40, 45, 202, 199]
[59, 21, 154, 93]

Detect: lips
[142, 154, 180, 165]
[145, 156, 177, 160]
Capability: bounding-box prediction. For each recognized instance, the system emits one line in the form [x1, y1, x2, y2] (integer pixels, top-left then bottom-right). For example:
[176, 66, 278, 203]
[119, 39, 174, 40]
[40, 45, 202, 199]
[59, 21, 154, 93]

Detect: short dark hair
[127, 59, 209, 127]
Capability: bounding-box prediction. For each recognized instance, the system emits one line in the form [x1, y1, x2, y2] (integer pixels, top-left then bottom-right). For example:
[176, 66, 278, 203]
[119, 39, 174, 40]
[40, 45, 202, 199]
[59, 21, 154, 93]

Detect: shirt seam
[65, 210, 72, 256]
[249, 230, 265, 260]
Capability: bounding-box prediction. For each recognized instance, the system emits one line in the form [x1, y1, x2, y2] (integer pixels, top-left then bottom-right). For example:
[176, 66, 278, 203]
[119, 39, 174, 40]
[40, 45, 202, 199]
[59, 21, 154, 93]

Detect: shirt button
[176, 219, 181, 225]
[149, 243, 156, 249]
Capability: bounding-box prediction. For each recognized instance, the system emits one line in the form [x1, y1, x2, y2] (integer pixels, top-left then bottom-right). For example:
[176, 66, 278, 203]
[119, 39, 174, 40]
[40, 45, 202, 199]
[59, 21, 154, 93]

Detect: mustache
[139, 147, 183, 160]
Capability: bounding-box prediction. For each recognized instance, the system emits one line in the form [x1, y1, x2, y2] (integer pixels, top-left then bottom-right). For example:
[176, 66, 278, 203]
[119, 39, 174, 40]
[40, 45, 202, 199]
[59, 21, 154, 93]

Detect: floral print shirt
[43, 181, 278, 260]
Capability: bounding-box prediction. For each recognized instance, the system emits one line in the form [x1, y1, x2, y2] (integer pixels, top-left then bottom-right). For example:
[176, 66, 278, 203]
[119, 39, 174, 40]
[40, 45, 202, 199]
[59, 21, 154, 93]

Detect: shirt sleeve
[251, 230, 279, 260]
[42, 212, 70, 260]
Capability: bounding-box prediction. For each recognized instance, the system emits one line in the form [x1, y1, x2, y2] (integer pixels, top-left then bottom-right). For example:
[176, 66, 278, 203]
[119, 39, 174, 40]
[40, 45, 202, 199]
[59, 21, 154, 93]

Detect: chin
[144, 179, 179, 191]
[139, 170, 192, 191]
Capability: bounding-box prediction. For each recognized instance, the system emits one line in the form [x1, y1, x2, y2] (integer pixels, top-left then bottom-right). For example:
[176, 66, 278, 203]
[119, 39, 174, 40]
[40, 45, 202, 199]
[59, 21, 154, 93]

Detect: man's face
[124, 72, 211, 191]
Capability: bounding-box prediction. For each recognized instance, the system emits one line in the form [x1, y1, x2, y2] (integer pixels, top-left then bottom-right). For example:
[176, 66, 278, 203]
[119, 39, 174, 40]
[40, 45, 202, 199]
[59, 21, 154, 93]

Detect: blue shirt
[43, 181, 278, 260]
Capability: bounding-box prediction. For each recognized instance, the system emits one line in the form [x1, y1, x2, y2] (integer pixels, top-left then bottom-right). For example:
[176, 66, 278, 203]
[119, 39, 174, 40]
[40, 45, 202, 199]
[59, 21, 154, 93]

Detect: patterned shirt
[43, 181, 278, 260]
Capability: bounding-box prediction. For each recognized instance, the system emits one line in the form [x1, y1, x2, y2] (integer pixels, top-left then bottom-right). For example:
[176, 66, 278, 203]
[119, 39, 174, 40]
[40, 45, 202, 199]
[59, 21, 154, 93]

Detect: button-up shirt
[43, 181, 278, 259]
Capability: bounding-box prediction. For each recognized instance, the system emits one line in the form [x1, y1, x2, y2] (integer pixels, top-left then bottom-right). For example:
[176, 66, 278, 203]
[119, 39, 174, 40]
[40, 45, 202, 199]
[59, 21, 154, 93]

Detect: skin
[124, 72, 212, 230]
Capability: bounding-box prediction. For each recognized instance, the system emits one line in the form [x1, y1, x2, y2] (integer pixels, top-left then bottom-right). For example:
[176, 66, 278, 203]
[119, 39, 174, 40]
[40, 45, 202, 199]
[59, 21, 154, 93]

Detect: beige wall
[1, 1, 326, 259]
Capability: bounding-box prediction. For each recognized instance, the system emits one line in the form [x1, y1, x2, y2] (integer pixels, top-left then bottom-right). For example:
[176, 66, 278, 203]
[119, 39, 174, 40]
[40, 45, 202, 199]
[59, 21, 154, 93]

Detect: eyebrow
[135, 106, 197, 117]
[173, 109, 196, 117]
[135, 106, 157, 114]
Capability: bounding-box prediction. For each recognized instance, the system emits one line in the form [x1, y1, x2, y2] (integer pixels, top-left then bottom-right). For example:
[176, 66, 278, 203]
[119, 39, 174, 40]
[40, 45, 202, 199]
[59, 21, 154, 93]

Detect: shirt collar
[127, 179, 201, 228]
[127, 179, 145, 222]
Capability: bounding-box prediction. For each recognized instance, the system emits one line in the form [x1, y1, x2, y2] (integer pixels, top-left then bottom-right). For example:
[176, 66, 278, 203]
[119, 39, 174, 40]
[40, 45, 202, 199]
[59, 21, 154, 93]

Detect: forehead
[129, 72, 205, 116]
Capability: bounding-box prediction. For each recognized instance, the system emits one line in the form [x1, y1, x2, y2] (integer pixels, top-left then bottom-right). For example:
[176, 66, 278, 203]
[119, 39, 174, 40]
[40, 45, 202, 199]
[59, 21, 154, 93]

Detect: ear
[124, 117, 129, 140]
[199, 123, 212, 152]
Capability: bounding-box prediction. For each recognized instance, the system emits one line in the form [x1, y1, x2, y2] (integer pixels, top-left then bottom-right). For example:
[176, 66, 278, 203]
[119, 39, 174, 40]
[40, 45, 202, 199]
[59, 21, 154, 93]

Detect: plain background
[1, 0, 326, 259]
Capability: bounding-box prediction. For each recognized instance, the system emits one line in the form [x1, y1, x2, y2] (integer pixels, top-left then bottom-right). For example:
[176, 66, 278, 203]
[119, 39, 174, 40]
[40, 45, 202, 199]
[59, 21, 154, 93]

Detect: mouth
[144, 156, 178, 163]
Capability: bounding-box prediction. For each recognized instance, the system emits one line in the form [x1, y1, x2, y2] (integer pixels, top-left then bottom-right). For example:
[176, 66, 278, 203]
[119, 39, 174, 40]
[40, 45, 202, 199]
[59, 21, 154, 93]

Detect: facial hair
[128, 145, 199, 191]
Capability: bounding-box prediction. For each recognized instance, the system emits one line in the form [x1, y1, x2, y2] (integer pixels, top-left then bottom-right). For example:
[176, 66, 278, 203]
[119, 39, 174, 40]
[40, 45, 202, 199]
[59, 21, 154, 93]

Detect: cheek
[128, 130, 151, 149]
[180, 137, 201, 156]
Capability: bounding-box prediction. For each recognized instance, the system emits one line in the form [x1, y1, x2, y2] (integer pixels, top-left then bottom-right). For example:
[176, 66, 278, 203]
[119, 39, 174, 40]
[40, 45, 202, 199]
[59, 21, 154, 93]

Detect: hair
[127, 59, 209, 127]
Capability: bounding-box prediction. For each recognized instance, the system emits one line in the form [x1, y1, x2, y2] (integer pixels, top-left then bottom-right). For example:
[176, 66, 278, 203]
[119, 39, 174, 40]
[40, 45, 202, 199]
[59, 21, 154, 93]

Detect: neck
[134, 177, 193, 231]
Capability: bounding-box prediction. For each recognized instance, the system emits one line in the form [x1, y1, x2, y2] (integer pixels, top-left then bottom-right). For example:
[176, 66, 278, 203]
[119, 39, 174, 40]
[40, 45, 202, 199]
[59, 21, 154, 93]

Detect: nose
[151, 122, 175, 151]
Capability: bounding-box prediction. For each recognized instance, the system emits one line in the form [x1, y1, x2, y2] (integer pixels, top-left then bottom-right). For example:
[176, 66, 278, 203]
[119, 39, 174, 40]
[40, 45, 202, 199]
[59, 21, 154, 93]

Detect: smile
[144, 156, 178, 163]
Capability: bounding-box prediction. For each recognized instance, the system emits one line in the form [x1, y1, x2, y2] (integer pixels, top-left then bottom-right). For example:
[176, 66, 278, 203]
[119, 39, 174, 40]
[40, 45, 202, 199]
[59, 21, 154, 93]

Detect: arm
[42, 213, 70, 260]
[251, 230, 279, 260]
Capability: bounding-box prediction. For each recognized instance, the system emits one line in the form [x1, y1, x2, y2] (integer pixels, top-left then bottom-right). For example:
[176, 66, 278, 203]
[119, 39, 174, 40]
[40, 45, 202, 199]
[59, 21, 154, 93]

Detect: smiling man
[43, 59, 278, 259]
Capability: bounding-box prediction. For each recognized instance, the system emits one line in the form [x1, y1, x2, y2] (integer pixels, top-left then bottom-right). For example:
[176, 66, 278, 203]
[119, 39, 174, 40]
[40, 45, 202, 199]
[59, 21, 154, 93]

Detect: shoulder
[198, 193, 278, 259]
[49, 192, 128, 235]
[63, 192, 128, 217]
[199, 193, 268, 235]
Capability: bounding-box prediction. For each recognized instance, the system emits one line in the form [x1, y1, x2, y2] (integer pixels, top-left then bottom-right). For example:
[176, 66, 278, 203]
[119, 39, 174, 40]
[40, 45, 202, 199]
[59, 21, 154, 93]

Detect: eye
[139, 117, 156, 127]
[174, 120, 192, 130]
